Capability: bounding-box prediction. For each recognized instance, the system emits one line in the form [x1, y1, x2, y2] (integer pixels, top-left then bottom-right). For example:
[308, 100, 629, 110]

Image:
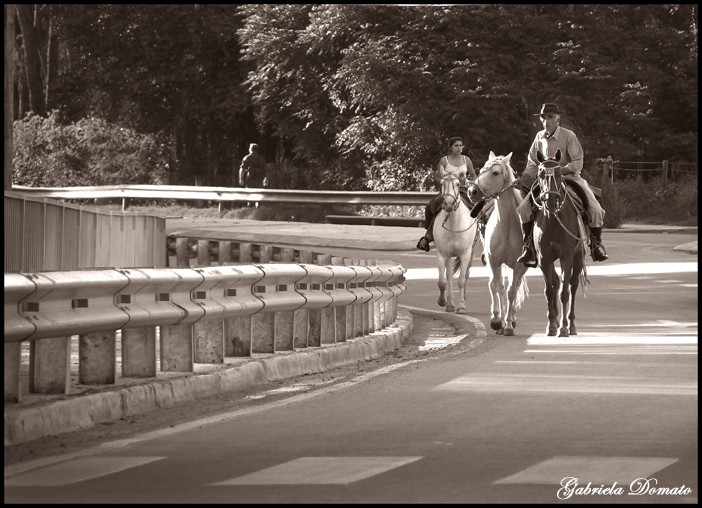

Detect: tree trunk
[44, 5, 59, 112]
[15, 5, 46, 116]
[5, 4, 15, 190]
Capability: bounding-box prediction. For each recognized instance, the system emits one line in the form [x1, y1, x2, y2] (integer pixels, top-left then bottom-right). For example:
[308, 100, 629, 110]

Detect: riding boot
[416, 231, 431, 252]
[417, 198, 440, 251]
[590, 226, 609, 261]
[470, 198, 486, 219]
[516, 220, 538, 267]
[479, 219, 487, 265]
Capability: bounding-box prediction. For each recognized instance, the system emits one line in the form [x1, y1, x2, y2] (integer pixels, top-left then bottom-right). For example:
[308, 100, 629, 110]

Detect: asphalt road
[4, 230, 698, 504]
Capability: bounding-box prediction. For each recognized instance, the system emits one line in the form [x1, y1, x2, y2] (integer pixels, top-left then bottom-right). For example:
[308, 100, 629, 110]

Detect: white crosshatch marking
[4, 456, 166, 487]
[493, 456, 678, 484]
[210, 456, 422, 485]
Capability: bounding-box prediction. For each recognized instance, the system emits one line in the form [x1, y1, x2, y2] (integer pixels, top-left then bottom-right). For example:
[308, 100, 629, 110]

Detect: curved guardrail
[4, 261, 407, 402]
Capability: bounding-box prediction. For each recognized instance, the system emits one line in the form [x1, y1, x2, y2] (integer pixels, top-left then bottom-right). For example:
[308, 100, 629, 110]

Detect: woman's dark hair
[448, 137, 463, 149]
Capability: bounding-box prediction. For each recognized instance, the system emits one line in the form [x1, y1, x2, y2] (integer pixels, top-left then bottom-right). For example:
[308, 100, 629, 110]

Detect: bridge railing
[11, 184, 435, 209]
[4, 190, 409, 404]
[4, 259, 406, 403]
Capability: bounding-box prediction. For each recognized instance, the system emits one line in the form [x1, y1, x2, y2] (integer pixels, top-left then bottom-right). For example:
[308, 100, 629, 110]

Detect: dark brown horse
[533, 149, 588, 336]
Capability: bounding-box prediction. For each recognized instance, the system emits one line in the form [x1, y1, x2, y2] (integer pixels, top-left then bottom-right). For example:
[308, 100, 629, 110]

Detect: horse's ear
[537, 150, 545, 162]
[505, 152, 512, 163]
[489, 151, 496, 159]
[555, 149, 562, 162]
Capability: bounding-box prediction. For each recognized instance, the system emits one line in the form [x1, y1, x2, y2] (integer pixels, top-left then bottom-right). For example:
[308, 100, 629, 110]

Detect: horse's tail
[515, 273, 529, 310]
[453, 257, 461, 277]
[579, 261, 590, 298]
[504, 265, 530, 310]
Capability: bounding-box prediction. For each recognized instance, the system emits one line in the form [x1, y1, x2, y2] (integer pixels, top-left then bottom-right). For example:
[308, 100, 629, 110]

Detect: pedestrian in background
[239, 143, 267, 188]
[238, 143, 267, 208]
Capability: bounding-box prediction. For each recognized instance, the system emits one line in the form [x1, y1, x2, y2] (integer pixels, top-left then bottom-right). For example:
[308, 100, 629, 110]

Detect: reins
[439, 175, 481, 233]
[535, 164, 588, 243]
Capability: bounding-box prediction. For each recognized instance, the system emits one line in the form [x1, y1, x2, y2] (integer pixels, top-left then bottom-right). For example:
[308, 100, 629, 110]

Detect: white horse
[433, 174, 479, 313]
[468, 152, 529, 335]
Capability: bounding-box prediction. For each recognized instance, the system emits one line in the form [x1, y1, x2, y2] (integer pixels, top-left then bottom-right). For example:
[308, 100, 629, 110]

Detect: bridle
[440, 174, 462, 212]
[534, 156, 587, 242]
[474, 157, 519, 202]
[534, 158, 565, 218]
[439, 174, 481, 235]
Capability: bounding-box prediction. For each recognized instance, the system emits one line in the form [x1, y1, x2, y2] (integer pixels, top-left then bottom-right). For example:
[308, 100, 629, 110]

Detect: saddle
[563, 180, 589, 224]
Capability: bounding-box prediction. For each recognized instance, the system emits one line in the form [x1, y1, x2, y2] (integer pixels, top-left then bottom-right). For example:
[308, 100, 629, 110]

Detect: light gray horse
[432, 174, 479, 313]
[469, 152, 529, 335]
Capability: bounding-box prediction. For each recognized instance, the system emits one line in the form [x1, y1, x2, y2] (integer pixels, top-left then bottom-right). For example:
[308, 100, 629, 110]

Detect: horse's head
[439, 174, 462, 212]
[535, 149, 564, 216]
[469, 151, 515, 203]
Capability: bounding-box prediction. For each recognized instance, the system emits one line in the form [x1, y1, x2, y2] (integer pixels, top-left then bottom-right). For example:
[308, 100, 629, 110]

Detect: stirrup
[591, 244, 608, 262]
[417, 236, 431, 252]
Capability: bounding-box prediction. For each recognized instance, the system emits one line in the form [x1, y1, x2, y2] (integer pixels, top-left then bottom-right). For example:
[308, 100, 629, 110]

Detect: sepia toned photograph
[4, 4, 697, 504]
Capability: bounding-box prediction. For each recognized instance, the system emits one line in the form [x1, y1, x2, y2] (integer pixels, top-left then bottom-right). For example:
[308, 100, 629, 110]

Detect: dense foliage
[13, 112, 168, 186]
[11, 4, 698, 193]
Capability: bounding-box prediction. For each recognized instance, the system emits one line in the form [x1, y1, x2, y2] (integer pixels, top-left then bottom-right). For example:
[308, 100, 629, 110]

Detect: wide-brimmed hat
[534, 103, 562, 116]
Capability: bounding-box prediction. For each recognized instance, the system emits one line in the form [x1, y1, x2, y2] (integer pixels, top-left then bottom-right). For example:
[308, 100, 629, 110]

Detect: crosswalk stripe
[493, 456, 678, 485]
[4, 456, 165, 487]
[209, 456, 422, 485]
[435, 373, 697, 395]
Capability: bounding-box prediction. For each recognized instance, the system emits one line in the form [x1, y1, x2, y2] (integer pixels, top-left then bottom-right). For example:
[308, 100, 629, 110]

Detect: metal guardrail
[4, 260, 407, 403]
[11, 184, 435, 207]
[4, 263, 406, 343]
[3, 191, 410, 404]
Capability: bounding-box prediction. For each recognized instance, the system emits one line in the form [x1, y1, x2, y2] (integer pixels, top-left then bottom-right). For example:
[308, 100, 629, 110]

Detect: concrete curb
[4, 310, 414, 447]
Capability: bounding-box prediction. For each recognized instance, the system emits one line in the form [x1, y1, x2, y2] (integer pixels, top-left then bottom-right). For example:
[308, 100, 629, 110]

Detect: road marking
[404, 262, 697, 280]
[435, 373, 697, 395]
[527, 335, 697, 346]
[5, 360, 428, 479]
[210, 456, 422, 485]
[493, 456, 678, 484]
[4, 456, 165, 487]
[579, 320, 697, 328]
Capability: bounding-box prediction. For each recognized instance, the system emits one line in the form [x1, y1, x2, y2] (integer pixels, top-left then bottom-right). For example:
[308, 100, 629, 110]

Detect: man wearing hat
[513, 103, 608, 266]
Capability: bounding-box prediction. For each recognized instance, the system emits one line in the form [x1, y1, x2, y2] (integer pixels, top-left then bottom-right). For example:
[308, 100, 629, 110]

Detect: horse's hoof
[456, 308, 466, 314]
[558, 328, 569, 337]
[569, 327, 577, 335]
[490, 320, 503, 331]
[438, 297, 446, 307]
[512, 321, 517, 328]
[496, 328, 505, 335]
[504, 328, 514, 336]
[547, 327, 557, 336]
[446, 306, 455, 313]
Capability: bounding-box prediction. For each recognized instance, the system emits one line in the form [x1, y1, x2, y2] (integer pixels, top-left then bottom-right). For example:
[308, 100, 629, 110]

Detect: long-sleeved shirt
[521, 126, 584, 186]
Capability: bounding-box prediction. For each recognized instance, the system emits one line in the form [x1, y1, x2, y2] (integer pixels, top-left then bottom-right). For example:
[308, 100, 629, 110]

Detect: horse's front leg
[445, 258, 455, 313]
[558, 263, 573, 337]
[541, 262, 559, 336]
[436, 255, 448, 307]
[456, 255, 471, 314]
[568, 256, 583, 335]
[489, 266, 505, 333]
